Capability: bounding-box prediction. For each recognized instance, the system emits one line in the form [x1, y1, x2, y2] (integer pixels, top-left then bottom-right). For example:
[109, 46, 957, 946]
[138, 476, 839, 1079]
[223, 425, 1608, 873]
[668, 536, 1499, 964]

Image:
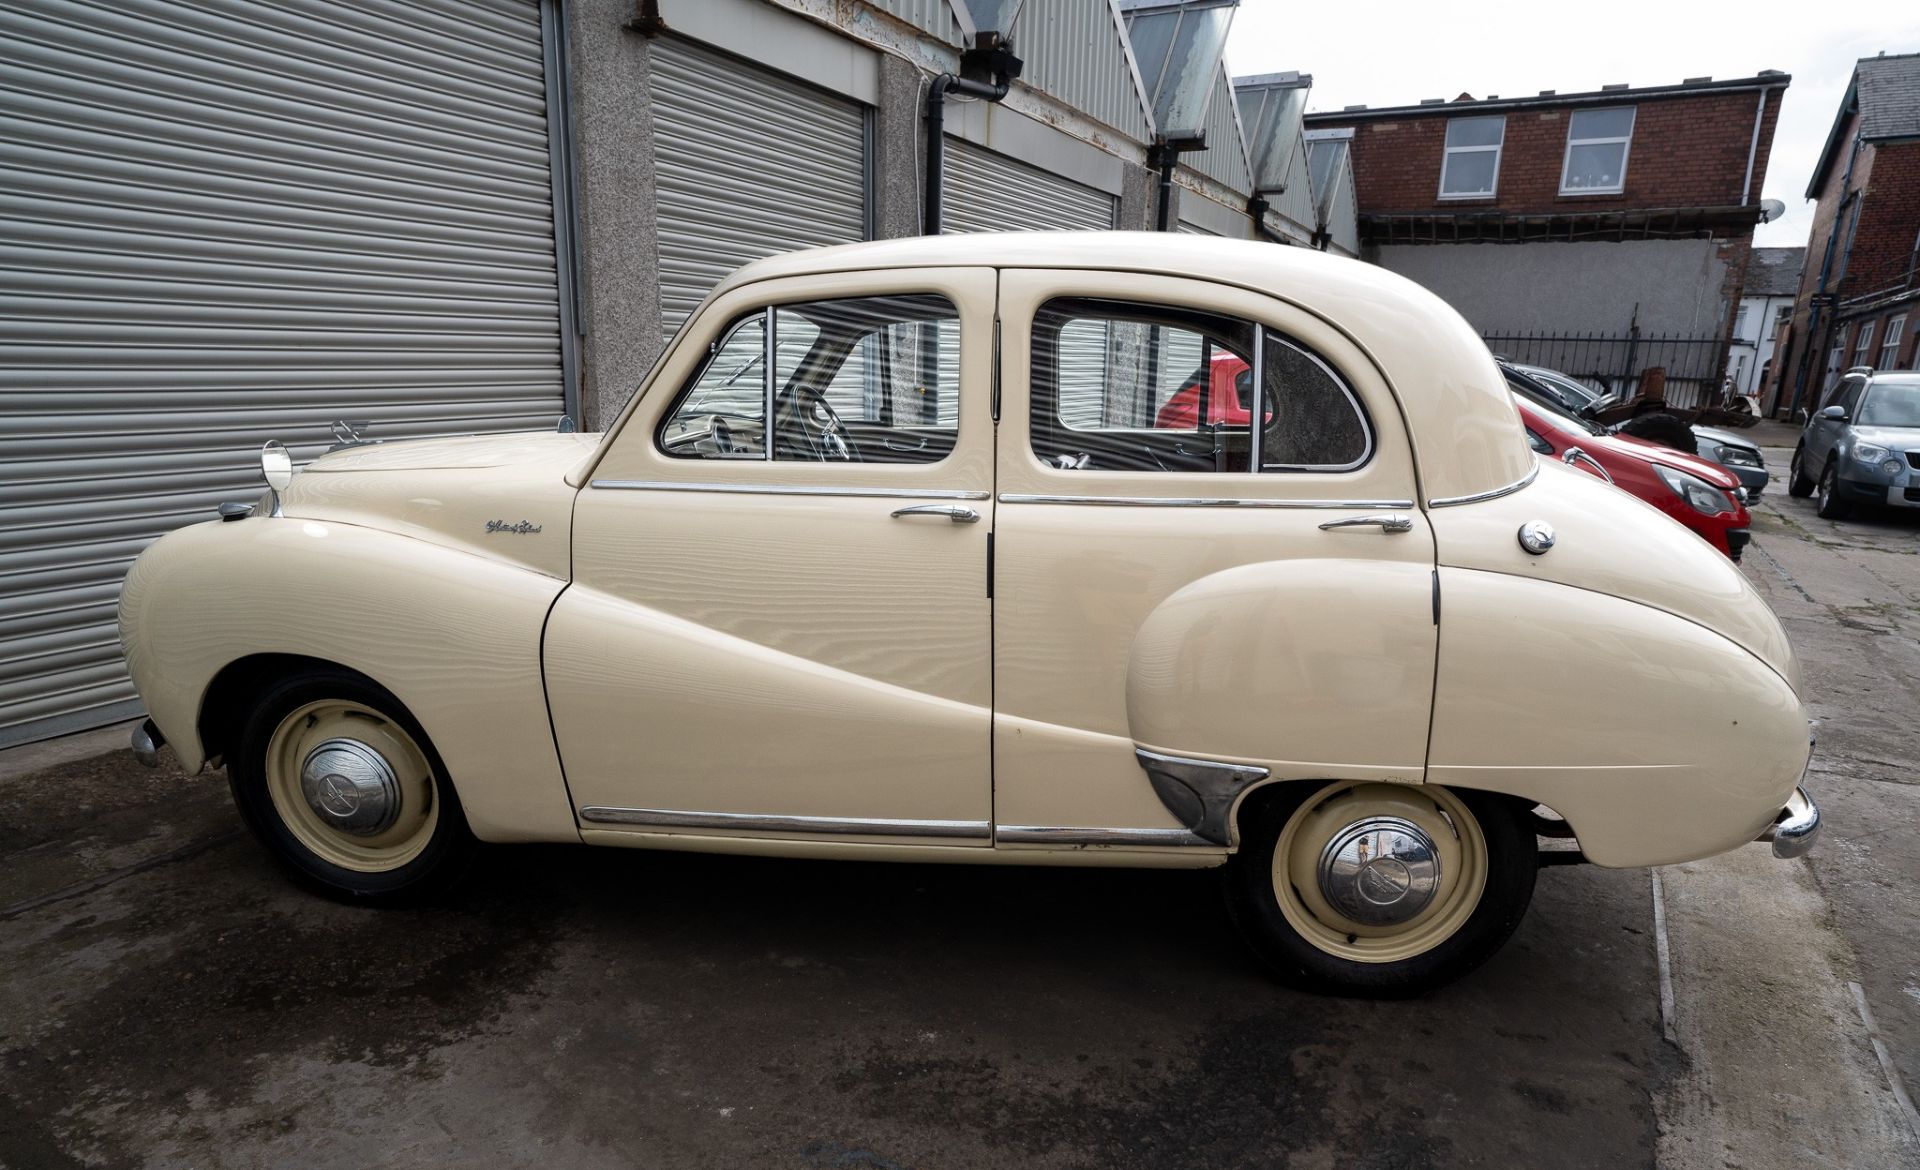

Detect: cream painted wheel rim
[1273, 782, 1488, 964]
[264, 700, 439, 873]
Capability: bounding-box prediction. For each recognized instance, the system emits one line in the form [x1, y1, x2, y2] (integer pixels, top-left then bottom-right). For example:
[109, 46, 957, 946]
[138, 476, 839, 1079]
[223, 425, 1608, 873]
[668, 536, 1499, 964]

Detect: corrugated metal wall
[869, 0, 964, 44]
[651, 38, 868, 335]
[1185, 62, 1252, 194]
[1014, 0, 1153, 143]
[943, 139, 1116, 233]
[0, 0, 569, 747]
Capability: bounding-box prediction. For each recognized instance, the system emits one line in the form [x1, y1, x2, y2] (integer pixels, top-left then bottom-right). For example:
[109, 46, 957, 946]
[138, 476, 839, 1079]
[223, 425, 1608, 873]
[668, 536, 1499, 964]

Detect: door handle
[891, 504, 980, 524]
[1317, 513, 1413, 533]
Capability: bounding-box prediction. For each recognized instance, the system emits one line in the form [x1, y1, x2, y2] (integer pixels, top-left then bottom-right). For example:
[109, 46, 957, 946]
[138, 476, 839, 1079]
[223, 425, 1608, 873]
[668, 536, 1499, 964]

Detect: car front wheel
[229, 668, 476, 903]
[1787, 444, 1815, 497]
[1223, 781, 1537, 996]
[1815, 460, 1853, 520]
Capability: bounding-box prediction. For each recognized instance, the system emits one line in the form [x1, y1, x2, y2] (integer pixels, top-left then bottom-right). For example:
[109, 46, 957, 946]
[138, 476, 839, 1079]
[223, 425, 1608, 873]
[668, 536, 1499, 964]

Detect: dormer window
[1439, 115, 1504, 199]
[1561, 106, 1635, 194]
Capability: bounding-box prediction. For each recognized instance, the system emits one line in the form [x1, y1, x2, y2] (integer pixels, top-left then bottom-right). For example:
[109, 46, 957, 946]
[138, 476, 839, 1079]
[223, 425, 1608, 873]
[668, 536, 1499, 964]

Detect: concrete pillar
[1117, 160, 1160, 232]
[566, 0, 662, 431]
[872, 54, 926, 240]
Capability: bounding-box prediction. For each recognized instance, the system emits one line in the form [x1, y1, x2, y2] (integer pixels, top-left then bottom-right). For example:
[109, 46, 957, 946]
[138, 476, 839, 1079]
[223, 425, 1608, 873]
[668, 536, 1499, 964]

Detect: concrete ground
[3, 442, 1918, 1169]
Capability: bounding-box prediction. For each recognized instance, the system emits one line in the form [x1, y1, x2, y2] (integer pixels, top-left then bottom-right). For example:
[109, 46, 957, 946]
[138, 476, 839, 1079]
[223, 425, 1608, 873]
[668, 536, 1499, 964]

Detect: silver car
[1789, 369, 1920, 519]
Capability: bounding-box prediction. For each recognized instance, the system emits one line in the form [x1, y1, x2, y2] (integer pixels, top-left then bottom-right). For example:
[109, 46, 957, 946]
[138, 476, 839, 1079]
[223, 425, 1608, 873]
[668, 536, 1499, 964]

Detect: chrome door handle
[891, 504, 980, 524]
[1561, 447, 1613, 483]
[1318, 513, 1413, 533]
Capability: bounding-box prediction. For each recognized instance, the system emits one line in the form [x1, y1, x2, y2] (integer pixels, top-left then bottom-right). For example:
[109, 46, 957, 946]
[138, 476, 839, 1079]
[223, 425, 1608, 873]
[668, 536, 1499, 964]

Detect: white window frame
[1438, 116, 1505, 200]
[1880, 315, 1905, 371]
[1559, 106, 1636, 196]
[1854, 320, 1876, 369]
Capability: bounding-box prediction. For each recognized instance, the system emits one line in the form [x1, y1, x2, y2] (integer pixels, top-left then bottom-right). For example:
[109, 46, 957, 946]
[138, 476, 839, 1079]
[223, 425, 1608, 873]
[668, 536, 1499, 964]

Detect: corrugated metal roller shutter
[652, 39, 867, 336]
[943, 139, 1115, 233]
[944, 141, 1115, 426]
[0, 0, 569, 746]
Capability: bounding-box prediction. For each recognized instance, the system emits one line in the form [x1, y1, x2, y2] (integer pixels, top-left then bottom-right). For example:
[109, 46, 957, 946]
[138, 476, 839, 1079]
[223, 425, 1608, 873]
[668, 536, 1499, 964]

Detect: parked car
[1788, 368, 1920, 519]
[119, 235, 1817, 996]
[1509, 394, 1752, 560]
[1501, 360, 1769, 493]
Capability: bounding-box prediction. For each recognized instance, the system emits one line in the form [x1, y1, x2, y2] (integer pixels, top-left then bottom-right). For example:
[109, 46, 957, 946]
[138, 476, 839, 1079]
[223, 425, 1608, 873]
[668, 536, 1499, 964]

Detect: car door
[990, 270, 1437, 847]
[545, 268, 997, 844]
[1809, 374, 1865, 466]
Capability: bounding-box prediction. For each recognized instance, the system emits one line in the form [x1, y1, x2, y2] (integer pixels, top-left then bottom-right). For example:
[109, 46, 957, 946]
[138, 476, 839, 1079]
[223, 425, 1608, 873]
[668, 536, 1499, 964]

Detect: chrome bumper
[1758, 787, 1820, 859]
[130, 718, 164, 768]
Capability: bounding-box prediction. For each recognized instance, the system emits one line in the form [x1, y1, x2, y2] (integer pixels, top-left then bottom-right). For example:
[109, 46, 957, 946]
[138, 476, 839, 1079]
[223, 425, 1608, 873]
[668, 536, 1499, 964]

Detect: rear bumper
[1757, 787, 1820, 859]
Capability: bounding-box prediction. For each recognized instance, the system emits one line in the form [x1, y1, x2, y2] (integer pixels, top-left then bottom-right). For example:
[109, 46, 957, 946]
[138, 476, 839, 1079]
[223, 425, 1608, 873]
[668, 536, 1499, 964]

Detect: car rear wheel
[1815, 460, 1852, 520]
[1223, 781, 1537, 996]
[1787, 444, 1815, 497]
[229, 669, 476, 903]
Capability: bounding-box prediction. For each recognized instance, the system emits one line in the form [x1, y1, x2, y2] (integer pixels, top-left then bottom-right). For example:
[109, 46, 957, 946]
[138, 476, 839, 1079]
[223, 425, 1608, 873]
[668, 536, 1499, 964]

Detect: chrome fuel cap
[1317, 816, 1441, 927]
[300, 738, 402, 836]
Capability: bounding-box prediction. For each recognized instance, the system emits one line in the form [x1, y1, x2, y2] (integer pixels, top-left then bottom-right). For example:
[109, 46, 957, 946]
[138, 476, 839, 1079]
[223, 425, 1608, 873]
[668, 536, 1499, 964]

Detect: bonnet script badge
[485, 520, 544, 535]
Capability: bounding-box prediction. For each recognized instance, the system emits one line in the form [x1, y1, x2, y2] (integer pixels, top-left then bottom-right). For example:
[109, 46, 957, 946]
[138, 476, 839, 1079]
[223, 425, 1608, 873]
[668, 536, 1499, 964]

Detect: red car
[1511, 396, 1751, 560]
[1155, 354, 1751, 559]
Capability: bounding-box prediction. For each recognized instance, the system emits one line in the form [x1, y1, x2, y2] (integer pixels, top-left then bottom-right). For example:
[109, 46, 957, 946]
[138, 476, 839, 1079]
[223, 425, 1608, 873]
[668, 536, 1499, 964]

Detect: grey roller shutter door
[943, 139, 1116, 234]
[652, 39, 867, 336]
[0, 0, 570, 747]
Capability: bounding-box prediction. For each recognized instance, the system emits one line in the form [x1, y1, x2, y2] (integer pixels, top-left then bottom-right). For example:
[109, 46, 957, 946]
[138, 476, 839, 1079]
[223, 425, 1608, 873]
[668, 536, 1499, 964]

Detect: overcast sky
[1225, 0, 1920, 249]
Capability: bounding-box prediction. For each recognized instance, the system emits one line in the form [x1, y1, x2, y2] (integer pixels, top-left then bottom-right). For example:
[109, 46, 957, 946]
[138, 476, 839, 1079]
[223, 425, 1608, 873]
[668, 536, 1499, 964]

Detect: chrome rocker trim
[591, 481, 989, 501]
[578, 806, 990, 839]
[1133, 748, 1271, 847]
[995, 825, 1216, 848]
[1758, 787, 1821, 859]
[1427, 462, 1540, 508]
[1000, 494, 1415, 510]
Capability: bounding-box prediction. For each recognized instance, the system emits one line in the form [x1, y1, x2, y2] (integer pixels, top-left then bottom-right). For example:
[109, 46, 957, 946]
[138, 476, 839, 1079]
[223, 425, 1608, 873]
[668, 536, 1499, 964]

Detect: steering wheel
[775, 384, 856, 461]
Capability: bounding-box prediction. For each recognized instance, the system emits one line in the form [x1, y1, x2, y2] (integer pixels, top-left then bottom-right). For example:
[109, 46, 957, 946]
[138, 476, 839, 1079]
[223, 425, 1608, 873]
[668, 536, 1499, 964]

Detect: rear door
[990, 269, 1437, 845]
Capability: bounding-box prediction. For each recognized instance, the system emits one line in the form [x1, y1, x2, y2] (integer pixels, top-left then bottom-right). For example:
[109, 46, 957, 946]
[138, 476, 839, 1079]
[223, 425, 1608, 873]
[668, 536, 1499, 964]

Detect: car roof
[718, 233, 1533, 505]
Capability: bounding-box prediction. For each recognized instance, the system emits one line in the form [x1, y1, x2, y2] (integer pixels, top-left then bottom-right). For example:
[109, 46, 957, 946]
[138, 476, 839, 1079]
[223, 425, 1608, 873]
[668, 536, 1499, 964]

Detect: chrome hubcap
[299, 738, 401, 836]
[1316, 816, 1441, 927]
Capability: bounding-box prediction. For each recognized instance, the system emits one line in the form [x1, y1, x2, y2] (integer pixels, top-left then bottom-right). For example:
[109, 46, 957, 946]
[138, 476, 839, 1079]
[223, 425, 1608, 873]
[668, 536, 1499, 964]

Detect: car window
[1856, 381, 1920, 429]
[1029, 297, 1369, 473]
[1525, 428, 1554, 455]
[1837, 378, 1866, 418]
[660, 294, 960, 464]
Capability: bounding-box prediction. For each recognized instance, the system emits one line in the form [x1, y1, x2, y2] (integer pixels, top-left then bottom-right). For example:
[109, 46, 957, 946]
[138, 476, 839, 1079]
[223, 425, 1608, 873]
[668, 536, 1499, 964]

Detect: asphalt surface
[2, 430, 1917, 1169]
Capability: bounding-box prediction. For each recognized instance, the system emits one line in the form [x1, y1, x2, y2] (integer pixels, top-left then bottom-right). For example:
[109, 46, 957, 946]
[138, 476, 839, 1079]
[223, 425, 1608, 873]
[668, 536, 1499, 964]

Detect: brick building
[1770, 52, 1920, 418]
[1304, 73, 1790, 405]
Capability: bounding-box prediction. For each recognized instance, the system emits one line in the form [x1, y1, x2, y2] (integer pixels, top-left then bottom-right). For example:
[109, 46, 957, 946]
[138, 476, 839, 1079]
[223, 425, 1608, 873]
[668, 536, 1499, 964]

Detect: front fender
[118, 517, 576, 843]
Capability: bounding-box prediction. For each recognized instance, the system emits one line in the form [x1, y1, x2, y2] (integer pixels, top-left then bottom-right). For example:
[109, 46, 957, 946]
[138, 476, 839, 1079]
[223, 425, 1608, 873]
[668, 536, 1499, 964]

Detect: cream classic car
[120, 234, 1818, 995]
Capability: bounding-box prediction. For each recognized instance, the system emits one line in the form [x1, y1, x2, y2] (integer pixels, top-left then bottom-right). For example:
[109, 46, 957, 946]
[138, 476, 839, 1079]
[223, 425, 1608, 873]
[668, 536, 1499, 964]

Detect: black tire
[229, 667, 477, 904]
[1222, 783, 1537, 997]
[1815, 460, 1853, 520]
[1615, 411, 1698, 455]
[1787, 444, 1815, 497]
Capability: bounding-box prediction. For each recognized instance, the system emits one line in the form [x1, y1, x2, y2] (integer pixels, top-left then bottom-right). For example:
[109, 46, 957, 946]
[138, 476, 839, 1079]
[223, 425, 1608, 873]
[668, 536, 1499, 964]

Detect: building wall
[1373, 237, 1731, 336]
[1840, 140, 1920, 297]
[1314, 87, 1783, 216]
[1729, 293, 1796, 394]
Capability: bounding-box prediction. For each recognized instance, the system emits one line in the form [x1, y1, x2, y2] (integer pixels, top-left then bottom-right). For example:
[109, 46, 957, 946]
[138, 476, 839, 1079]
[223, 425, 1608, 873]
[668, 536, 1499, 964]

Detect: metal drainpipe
[1247, 194, 1290, 245]
[1789, 132, 1864, 418]
[923, 73, 1010, 235]
[1154, 146, 1178, 231]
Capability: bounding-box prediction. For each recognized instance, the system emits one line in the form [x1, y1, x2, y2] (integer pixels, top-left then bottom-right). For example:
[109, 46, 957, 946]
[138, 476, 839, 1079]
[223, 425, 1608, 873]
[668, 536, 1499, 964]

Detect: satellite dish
[1759, 198, 1787, 223]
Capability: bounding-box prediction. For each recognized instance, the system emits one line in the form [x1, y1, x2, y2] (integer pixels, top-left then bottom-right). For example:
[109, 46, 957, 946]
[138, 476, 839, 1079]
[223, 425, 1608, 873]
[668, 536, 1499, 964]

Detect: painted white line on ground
[1850, 980, 1920, 1143]
[1650, 868, 1677, 1044]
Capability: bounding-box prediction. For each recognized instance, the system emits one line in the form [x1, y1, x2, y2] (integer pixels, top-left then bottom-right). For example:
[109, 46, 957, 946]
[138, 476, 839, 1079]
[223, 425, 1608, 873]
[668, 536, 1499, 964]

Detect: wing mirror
[261, 440, 293, 517]
[1819, 405, 1849, 422]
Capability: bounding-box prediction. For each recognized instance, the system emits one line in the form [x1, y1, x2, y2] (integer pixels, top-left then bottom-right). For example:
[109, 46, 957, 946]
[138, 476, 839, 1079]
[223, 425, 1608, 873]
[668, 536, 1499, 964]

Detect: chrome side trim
[1134, 748, 1271, 846]
[995, 825, 1217, 848]
[1427, 462, 1541, 508]
[578, 806, 990, 839]
[999, 493, 1416, 510]
[590, 481, 990, 501]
